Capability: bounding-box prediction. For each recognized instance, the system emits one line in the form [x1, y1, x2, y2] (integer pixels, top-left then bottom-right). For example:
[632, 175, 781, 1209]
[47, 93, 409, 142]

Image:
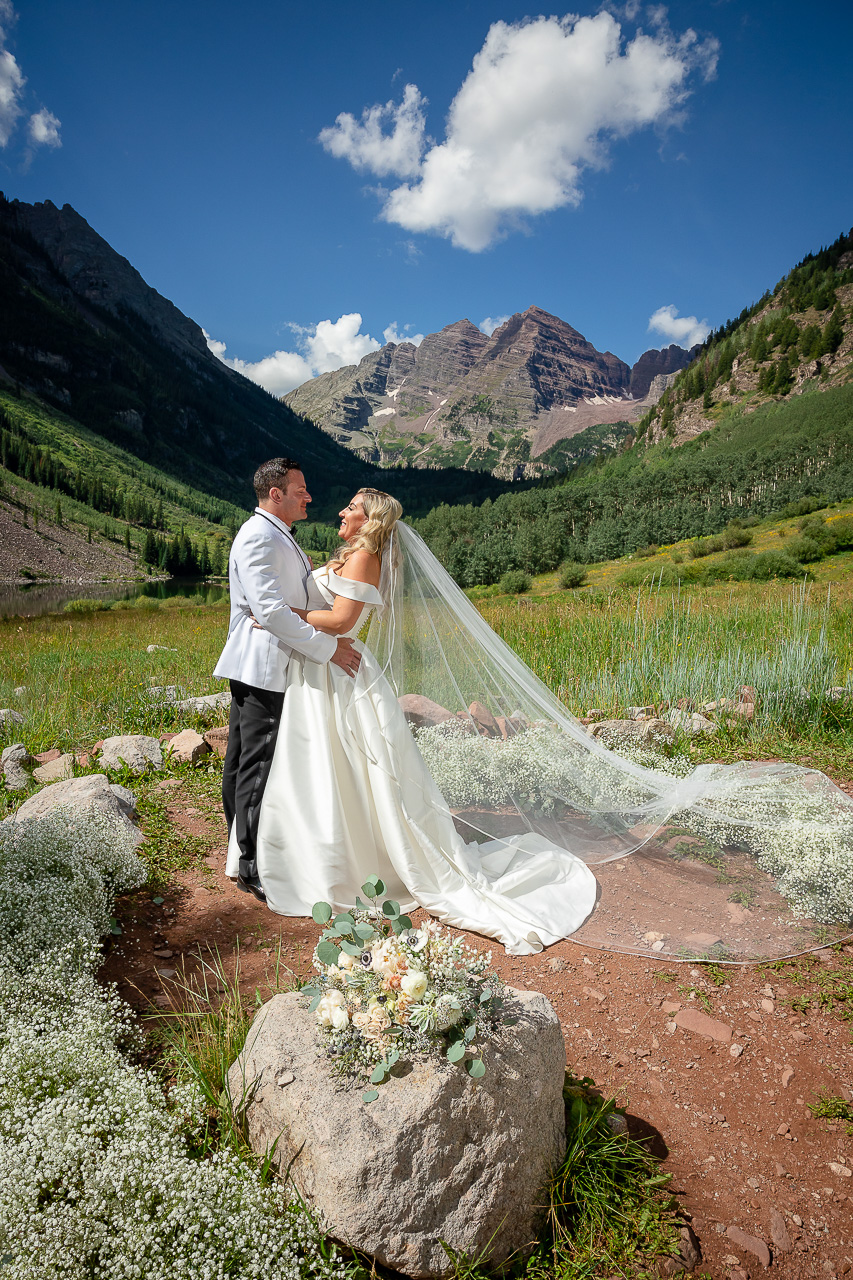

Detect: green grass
[763, 950, 853, 1024]
[129, 764, 222, 890]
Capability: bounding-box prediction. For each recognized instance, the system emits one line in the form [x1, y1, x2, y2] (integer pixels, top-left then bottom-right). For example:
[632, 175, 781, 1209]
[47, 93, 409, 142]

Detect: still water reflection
[0, 579, 229, 619]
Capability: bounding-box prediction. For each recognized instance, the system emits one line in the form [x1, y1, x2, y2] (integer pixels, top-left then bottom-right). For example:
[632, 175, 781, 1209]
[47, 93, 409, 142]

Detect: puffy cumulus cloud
[480, 315, 510, 336]
[0, 4, 61, 151]
[28, 106, 61, 148]
[319, 82, 427, 179]
[204, 313, 422, 396]
[647, 304, 710, 348]
[321, 11, 718, 251]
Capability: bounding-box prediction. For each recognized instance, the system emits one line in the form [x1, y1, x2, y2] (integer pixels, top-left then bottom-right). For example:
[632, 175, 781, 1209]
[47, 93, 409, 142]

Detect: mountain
[638, 229, 853, 446]
[286, 306, 694, 479]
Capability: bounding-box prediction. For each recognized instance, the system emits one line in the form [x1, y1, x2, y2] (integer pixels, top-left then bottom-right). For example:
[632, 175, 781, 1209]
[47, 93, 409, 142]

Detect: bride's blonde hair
[329, 487, 403, 569]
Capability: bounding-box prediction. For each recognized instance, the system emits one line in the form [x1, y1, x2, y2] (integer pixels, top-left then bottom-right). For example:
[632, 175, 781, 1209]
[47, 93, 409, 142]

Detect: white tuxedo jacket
[213, 509, 336, 692]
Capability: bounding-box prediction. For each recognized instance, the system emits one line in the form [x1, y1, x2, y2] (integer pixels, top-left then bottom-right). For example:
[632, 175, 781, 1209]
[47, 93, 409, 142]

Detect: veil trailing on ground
[357, 522, 853, 962]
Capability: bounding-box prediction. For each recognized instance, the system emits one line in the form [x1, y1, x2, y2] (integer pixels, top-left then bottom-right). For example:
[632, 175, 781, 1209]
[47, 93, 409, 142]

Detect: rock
[146, 644, 177, 653]
[781, 1066, 795, 1087]
[678, 1224, 702, 1270]
[3, 762, 30, 791]
[109, 783, 137, 815]
[398, 694, 456, 728]
[467, 701, 500, 737]
[34, 749, 61, 763]
[725, 1225, 770, 1269]
[33, 752, 74, 783]
[729, 1043, 744, 1057]
[146, 685, 186, 703]
[661, 1000, 681, 1014]
[826, 686, 852, 703]
[0, 709, 24, 729]
[627, 705, 656, 720]
[4, 773, 143, 845]
[203, 726, 230, 758]
[727, 702, 755, 721]
[99, 734, 163, 773]
[1, 743, 32, 767]
[166, 729, 210, 765]
[739, 686, 757, 705]
[155, 777, 183, 790]
[583, 986, 607, 1003]
[760, 998, 775, 1013]
[673, 1009, 732, 1042]
[171, 691, 231, 716]
[546, 957, 567, 972]
[829, 1162, 852, 1178]
[13, 686, 26, 698]
[228, 988, 566, 1277]
[584, 709, 606, 721]
[665, 709, 718, 737]
[684, 932, 722, 949]
[769, 1209, 792, 1253]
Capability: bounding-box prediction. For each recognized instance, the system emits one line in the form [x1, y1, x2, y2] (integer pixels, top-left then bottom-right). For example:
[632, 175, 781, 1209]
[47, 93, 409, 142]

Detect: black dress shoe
[236, 875, 267, 903]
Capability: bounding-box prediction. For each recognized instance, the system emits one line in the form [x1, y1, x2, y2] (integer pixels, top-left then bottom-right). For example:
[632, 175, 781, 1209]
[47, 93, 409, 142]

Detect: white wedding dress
[225, 565, 598, 955]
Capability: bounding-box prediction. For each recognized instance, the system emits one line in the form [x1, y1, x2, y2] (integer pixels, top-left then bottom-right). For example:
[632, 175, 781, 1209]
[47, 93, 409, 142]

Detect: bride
[228, 487, 853, 960]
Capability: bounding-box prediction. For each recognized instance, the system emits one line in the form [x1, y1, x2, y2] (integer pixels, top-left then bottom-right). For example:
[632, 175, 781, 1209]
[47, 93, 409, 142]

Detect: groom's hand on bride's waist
[331, 636, 361, 678]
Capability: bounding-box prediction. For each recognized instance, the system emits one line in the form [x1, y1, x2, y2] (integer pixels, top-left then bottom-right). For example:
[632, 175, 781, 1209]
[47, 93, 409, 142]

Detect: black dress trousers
[222, 679, 285, 883]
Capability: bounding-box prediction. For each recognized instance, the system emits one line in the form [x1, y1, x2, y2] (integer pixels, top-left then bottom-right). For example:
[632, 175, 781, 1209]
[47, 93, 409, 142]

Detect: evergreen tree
[820, 307, 844, 356]
[87, 524, 92, 544]
[142, 529, 157, 564]
[55, 498, 62, 526]
[773, 357, 793, 395]
[124, 525, 132, 553]
[155, 496, 164, 529]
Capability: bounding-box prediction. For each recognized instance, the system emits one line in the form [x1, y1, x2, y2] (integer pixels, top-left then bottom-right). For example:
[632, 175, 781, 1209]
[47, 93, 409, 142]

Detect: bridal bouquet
[302, 875, 507, 1101]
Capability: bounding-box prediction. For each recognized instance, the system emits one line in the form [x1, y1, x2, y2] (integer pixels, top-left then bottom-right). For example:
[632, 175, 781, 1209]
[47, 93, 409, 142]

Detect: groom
[214, 457, 360, 901]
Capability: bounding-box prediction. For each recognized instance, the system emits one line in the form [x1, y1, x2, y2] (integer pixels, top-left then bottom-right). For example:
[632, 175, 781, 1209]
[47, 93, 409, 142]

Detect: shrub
[499, 569, 532, 594]
[747, 550, 810, 580]
[785, 534, 828, 563]
[721, 526, 753, 549]
[782, 496, 827, 518]
[829, 516, 853, 549]
[63, 598, 107, 614]
[688, 536, 723, 559]
[558, 561, 588, 589]
[132, 595, 161, 610]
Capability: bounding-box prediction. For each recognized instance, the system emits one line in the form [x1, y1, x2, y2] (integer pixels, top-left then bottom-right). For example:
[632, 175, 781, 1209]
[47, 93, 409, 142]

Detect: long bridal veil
[356, 522, 853, 962]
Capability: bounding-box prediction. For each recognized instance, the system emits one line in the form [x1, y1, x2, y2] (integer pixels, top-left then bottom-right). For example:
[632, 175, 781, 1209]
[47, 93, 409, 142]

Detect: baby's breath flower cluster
[0, 806, 345, 1279]
[304, 877, 503, 1094]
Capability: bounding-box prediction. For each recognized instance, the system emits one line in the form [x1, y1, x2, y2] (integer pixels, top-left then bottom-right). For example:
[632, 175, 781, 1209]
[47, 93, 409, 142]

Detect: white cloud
[320, 12, 718, 252]
[28, 106, 61, 148]
[647, 304, 710, 348]
[319, 82, 427, 179]
[0, 4, 61, 151]
[382, 322, 424, 346]
[480, 315, 509, 336]
[204, 313, 423, 395]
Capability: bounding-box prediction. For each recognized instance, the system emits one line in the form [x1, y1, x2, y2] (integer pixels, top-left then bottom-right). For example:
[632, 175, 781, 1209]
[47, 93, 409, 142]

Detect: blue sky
[2, 0, 852, 393]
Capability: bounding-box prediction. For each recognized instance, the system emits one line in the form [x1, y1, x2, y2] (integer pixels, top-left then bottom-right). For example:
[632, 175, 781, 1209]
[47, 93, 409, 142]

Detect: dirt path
[102, 786, 853, 1280]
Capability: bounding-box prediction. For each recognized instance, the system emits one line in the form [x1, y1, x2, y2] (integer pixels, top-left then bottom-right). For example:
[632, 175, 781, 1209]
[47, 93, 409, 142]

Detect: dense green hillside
[417, 381, 853, 585]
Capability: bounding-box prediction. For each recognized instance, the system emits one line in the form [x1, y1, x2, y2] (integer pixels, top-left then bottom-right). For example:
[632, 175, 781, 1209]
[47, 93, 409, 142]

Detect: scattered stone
[725, 1225, 771, 1269]
[776, 1123, 789, 1136]
[546, 957, 567, 972]
[1, 743, 32, 767]
[13, 686, 26, 698]
[589, 718, 675, 744]
[673, 1009, 732, 1042]
[760, 998, 776, 1013]
[146, 685, 186, 703]
[677, 1224, 701, 1270]
[791, 1029, 808, 1043]
[781, 1066, 795, 1087]
[171, 691, 231, 716]
[605, 1112, 628, 1136]
[665, 1021, 678, 1034]
[651, 939, 666, 952]
[746, 1010, 762, 1022]
[166, 729, 210, 766]
[661, 1000, 681, 1014]
[729, 1043, 744, 1058]
[228, 988, 566, 1276]
[665, 708, 718, 737]
[626, 705, 656, 720]
[203, 726, 230, 758]
[4, 773, 143, 845]
[99, 735, 163, 773]
[2, 762, 29, 791]
[582, 987, 607, 1004]
[146, 645, 177, 653]
[33, 752, 75, 783]
[156, 968, 177, 979]
[829, 1163, 852, 1179]
[0, 709, 24, 730]
[398, 694, 456, 728]
[584, 709, 606, 721]
[684, 932, 722, 949]
[109, 784, 137, 816]
[34, 749, 61, 763]
[769, 1209, 793, 1253]
[153, 949, 174, 958]
[739, 686, 757, 705]
[155, 778, 183, 790]
[467, 700, 500, 737]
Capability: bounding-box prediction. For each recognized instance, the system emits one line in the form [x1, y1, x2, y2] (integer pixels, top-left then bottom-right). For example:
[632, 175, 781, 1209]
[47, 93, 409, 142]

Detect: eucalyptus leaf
[479, 989, 492, 1004]
[362, 1090, 379, 1103]
[334, 913, 355, 929]
[311, 902, 333, 925]
[354, 923, 375, 941]
[339, 939, 362, 956]
[446, 1042, 466, 1063]
[464, 1024, 477, 1043]
[316, 940, 340, 966]
[386, 1050, 400, 1066]
[307, 994, 323, 1012]
[301, 985, 320, 1000]
[397, 915, 412, 931]
[465, 1058, 486, 1079]
[370, 1065, 389, 1085]
[362, 877, 381, 898]
[382, 900, 400, 918]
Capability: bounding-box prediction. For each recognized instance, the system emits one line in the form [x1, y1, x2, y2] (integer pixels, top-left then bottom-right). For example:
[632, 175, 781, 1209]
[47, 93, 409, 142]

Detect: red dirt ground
[101, 788, 853, 1280]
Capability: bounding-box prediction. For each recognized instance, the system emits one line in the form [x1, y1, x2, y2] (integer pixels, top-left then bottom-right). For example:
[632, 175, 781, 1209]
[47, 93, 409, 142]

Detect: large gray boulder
[228, 988, 566, 1277]
[99, 734, 163, 773]
[5, 773, 143, 845]
[171, 691, 231, 716]
[0, 709, 24, 730]
[588, 717, 675, 744]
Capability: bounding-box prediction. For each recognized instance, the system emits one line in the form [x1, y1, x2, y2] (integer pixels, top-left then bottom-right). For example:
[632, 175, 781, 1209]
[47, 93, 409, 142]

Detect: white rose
[315, 990, 349, 1031]
[401, 970, 428, 1000]
[337, 950, 354, 971]
[371, 939, 400, 977]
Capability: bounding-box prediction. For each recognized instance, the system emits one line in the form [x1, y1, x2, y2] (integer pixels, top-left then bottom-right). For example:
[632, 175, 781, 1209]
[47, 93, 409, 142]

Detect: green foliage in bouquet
[302, 877, 506, 1102]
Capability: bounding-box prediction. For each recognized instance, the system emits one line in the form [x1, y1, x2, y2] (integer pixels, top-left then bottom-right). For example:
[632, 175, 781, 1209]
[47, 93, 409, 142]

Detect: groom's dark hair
[253, 457, 302, 501]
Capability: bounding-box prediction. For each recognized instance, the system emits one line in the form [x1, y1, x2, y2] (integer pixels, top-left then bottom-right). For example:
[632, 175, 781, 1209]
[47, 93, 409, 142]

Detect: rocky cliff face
[629, 343, 698, 398]
[287, 305, 678, 478]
